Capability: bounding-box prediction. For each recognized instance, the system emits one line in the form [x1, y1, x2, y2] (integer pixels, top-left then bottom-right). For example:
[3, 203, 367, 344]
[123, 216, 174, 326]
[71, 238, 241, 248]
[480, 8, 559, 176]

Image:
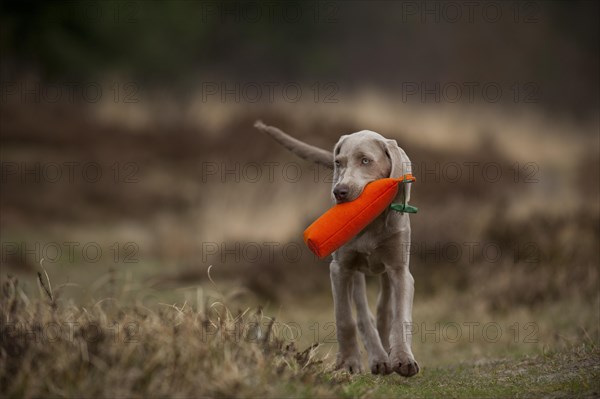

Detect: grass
[1, 272, 598, 398]
[1, 273, 321, 398]
[342, 347, 599, 398]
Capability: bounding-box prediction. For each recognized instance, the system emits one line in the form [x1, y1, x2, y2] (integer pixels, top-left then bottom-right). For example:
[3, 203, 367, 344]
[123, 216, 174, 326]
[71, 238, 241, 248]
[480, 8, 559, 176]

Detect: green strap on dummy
[390, 179, 418, 214]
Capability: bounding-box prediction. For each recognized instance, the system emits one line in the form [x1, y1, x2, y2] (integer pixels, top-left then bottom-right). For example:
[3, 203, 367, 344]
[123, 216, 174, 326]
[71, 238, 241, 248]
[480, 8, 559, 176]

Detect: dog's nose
[333, 184, 350, 201]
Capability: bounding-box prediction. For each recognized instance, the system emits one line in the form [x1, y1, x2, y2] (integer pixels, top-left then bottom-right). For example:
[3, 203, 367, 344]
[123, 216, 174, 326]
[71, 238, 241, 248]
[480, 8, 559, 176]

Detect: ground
[1, 271, 598, 398]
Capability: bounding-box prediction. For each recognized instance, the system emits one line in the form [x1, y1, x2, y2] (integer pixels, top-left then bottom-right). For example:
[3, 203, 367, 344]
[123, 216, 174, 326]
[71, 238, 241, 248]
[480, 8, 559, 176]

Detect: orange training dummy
[304, 174, 416, 258]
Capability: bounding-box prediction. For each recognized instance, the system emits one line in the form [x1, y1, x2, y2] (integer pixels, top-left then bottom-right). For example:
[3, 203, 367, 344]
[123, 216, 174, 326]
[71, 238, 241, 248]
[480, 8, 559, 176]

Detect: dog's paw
[335, 353, 363, 374]
[369, 354, 392, 375]
[389, 350, 420, 377]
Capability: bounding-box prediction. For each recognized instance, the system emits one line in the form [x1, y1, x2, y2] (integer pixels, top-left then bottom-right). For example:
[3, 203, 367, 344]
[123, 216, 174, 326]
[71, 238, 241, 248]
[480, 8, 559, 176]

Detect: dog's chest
[351, 230, 380, 255]
[346, 230, 387, 275]
[347, 213, 391, 254]
[339, 212, 408, 275]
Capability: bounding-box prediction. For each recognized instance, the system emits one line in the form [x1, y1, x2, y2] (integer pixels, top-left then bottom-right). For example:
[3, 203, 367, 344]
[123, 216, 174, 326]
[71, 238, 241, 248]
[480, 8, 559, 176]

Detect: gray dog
[255, 121, 419, 377]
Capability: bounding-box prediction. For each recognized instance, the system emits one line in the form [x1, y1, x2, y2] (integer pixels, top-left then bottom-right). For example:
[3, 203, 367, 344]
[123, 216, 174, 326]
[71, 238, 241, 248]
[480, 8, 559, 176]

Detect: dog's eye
[335, 160, 341, 167]
[361, 158, 370, 165]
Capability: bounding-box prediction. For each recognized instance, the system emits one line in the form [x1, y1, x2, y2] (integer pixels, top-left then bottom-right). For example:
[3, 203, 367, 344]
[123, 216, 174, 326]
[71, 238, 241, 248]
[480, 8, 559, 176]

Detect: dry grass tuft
[0, 274, 329, 398]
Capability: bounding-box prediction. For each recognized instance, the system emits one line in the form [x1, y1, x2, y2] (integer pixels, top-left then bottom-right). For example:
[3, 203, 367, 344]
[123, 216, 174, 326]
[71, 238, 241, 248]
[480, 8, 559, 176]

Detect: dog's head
[332, 130, 412, 204]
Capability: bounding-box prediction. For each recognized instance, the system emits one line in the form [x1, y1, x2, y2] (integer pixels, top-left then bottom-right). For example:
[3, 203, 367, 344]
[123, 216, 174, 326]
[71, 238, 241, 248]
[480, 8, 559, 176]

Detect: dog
[255, 121, 419, 377]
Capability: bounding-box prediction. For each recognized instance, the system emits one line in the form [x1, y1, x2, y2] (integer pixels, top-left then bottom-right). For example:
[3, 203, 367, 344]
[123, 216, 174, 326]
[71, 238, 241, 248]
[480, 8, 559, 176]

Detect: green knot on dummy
[390, 203, 418, 214]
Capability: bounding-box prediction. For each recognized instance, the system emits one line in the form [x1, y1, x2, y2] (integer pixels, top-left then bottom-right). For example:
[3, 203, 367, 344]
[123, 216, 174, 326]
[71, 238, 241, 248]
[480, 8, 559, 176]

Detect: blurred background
[1, 1, 598, 365]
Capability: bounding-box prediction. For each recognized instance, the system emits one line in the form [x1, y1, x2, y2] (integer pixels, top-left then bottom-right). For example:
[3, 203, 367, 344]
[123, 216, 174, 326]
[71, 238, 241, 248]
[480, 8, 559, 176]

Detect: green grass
[337, 347, 599, 398]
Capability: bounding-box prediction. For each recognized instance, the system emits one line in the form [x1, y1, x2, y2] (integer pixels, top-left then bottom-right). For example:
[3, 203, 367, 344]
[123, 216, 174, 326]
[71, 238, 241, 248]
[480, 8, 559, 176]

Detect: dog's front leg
[352, 273, 392, 375]
[376, 272, 392, 351]
[386, 263, 420, 377]
[330, 260, 362, 373]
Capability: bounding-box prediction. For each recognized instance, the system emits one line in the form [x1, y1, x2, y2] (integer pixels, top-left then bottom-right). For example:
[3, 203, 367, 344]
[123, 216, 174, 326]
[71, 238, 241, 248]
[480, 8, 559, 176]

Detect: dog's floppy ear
[332, 135, 349, 181]
[384, 139, 412, 204]
[333, 135, 349, 158]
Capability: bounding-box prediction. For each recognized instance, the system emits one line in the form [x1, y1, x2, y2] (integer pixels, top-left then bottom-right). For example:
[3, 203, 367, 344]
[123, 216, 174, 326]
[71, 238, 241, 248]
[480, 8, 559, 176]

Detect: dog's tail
[254, 120, 333, 169]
